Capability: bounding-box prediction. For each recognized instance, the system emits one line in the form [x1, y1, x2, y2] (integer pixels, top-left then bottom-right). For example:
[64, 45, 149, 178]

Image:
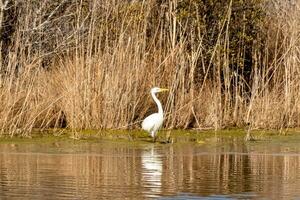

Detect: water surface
[0, 135, 299, 199]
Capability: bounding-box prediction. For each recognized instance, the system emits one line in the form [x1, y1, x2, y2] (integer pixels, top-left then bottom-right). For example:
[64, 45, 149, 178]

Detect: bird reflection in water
[141, 145, 163, 198]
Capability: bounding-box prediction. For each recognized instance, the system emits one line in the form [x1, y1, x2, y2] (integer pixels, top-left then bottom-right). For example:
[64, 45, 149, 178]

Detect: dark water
[0, 136, 300, 199]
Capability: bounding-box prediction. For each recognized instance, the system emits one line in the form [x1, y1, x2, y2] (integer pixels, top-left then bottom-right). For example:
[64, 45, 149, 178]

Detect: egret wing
[142, 113, 160, 133]
[142, 113, 164, 135]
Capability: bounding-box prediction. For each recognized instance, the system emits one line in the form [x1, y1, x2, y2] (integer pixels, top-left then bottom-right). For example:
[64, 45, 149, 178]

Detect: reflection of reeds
[0, 144, 299, 199]
[0, 1, 300, 135]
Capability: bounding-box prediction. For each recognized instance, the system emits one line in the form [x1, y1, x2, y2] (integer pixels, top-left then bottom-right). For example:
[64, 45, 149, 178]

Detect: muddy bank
[1, 129, 300, 145]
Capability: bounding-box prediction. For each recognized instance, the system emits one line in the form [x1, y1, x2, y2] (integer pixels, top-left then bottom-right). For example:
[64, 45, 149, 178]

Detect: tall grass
[0, 0, 299, 135]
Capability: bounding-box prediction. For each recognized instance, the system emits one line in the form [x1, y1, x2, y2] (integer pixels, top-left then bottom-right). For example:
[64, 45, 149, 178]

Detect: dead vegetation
[0, 0, 299, 135]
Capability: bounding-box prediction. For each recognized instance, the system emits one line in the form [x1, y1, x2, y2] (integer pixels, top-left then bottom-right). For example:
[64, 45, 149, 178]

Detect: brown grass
[0, 0, 299, 135]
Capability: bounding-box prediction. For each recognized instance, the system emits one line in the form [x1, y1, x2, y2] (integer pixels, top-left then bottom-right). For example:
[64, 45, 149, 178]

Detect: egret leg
[151, 131, 156, 143]
[153, 136, 156, 143]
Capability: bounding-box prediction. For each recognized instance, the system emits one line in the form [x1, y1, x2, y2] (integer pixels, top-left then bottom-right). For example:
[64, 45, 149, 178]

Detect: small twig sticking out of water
[165, 130, 172, 143]
[245, 122, 255, 141]
[127, 132, 133, 141]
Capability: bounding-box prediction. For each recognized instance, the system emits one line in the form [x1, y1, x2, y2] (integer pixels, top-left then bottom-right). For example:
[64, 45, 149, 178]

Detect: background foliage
[0, 0, 299, 135]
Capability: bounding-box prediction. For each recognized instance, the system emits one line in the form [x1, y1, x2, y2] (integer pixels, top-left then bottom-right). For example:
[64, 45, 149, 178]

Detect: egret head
[151, 87, 169, 93]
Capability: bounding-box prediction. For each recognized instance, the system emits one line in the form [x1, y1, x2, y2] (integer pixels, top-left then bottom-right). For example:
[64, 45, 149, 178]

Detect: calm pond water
[0, 135, 300, 199]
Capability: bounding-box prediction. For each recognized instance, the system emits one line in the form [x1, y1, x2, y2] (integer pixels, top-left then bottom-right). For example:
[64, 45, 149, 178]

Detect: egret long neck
[151, 91, 163, 115]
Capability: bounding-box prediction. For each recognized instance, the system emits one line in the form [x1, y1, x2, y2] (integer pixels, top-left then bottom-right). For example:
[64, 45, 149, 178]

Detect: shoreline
[0, 128, 300, 144]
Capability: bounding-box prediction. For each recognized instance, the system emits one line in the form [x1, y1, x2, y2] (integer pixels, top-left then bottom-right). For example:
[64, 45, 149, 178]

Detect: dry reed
[0, 0, 299, 135]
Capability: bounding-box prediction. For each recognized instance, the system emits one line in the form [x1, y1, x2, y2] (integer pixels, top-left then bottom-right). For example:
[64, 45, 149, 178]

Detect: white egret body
[142, 87, 168, 140]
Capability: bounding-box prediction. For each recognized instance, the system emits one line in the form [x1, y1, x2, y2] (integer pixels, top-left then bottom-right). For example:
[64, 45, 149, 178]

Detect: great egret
[142, 87, 168, 141]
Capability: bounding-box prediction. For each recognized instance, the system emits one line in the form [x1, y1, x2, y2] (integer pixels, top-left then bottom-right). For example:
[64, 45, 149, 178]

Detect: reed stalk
[0, 0, 299, 135]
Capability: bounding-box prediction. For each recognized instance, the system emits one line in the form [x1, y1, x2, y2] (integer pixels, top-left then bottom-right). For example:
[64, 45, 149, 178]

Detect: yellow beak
[159, 88, 169, 92]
